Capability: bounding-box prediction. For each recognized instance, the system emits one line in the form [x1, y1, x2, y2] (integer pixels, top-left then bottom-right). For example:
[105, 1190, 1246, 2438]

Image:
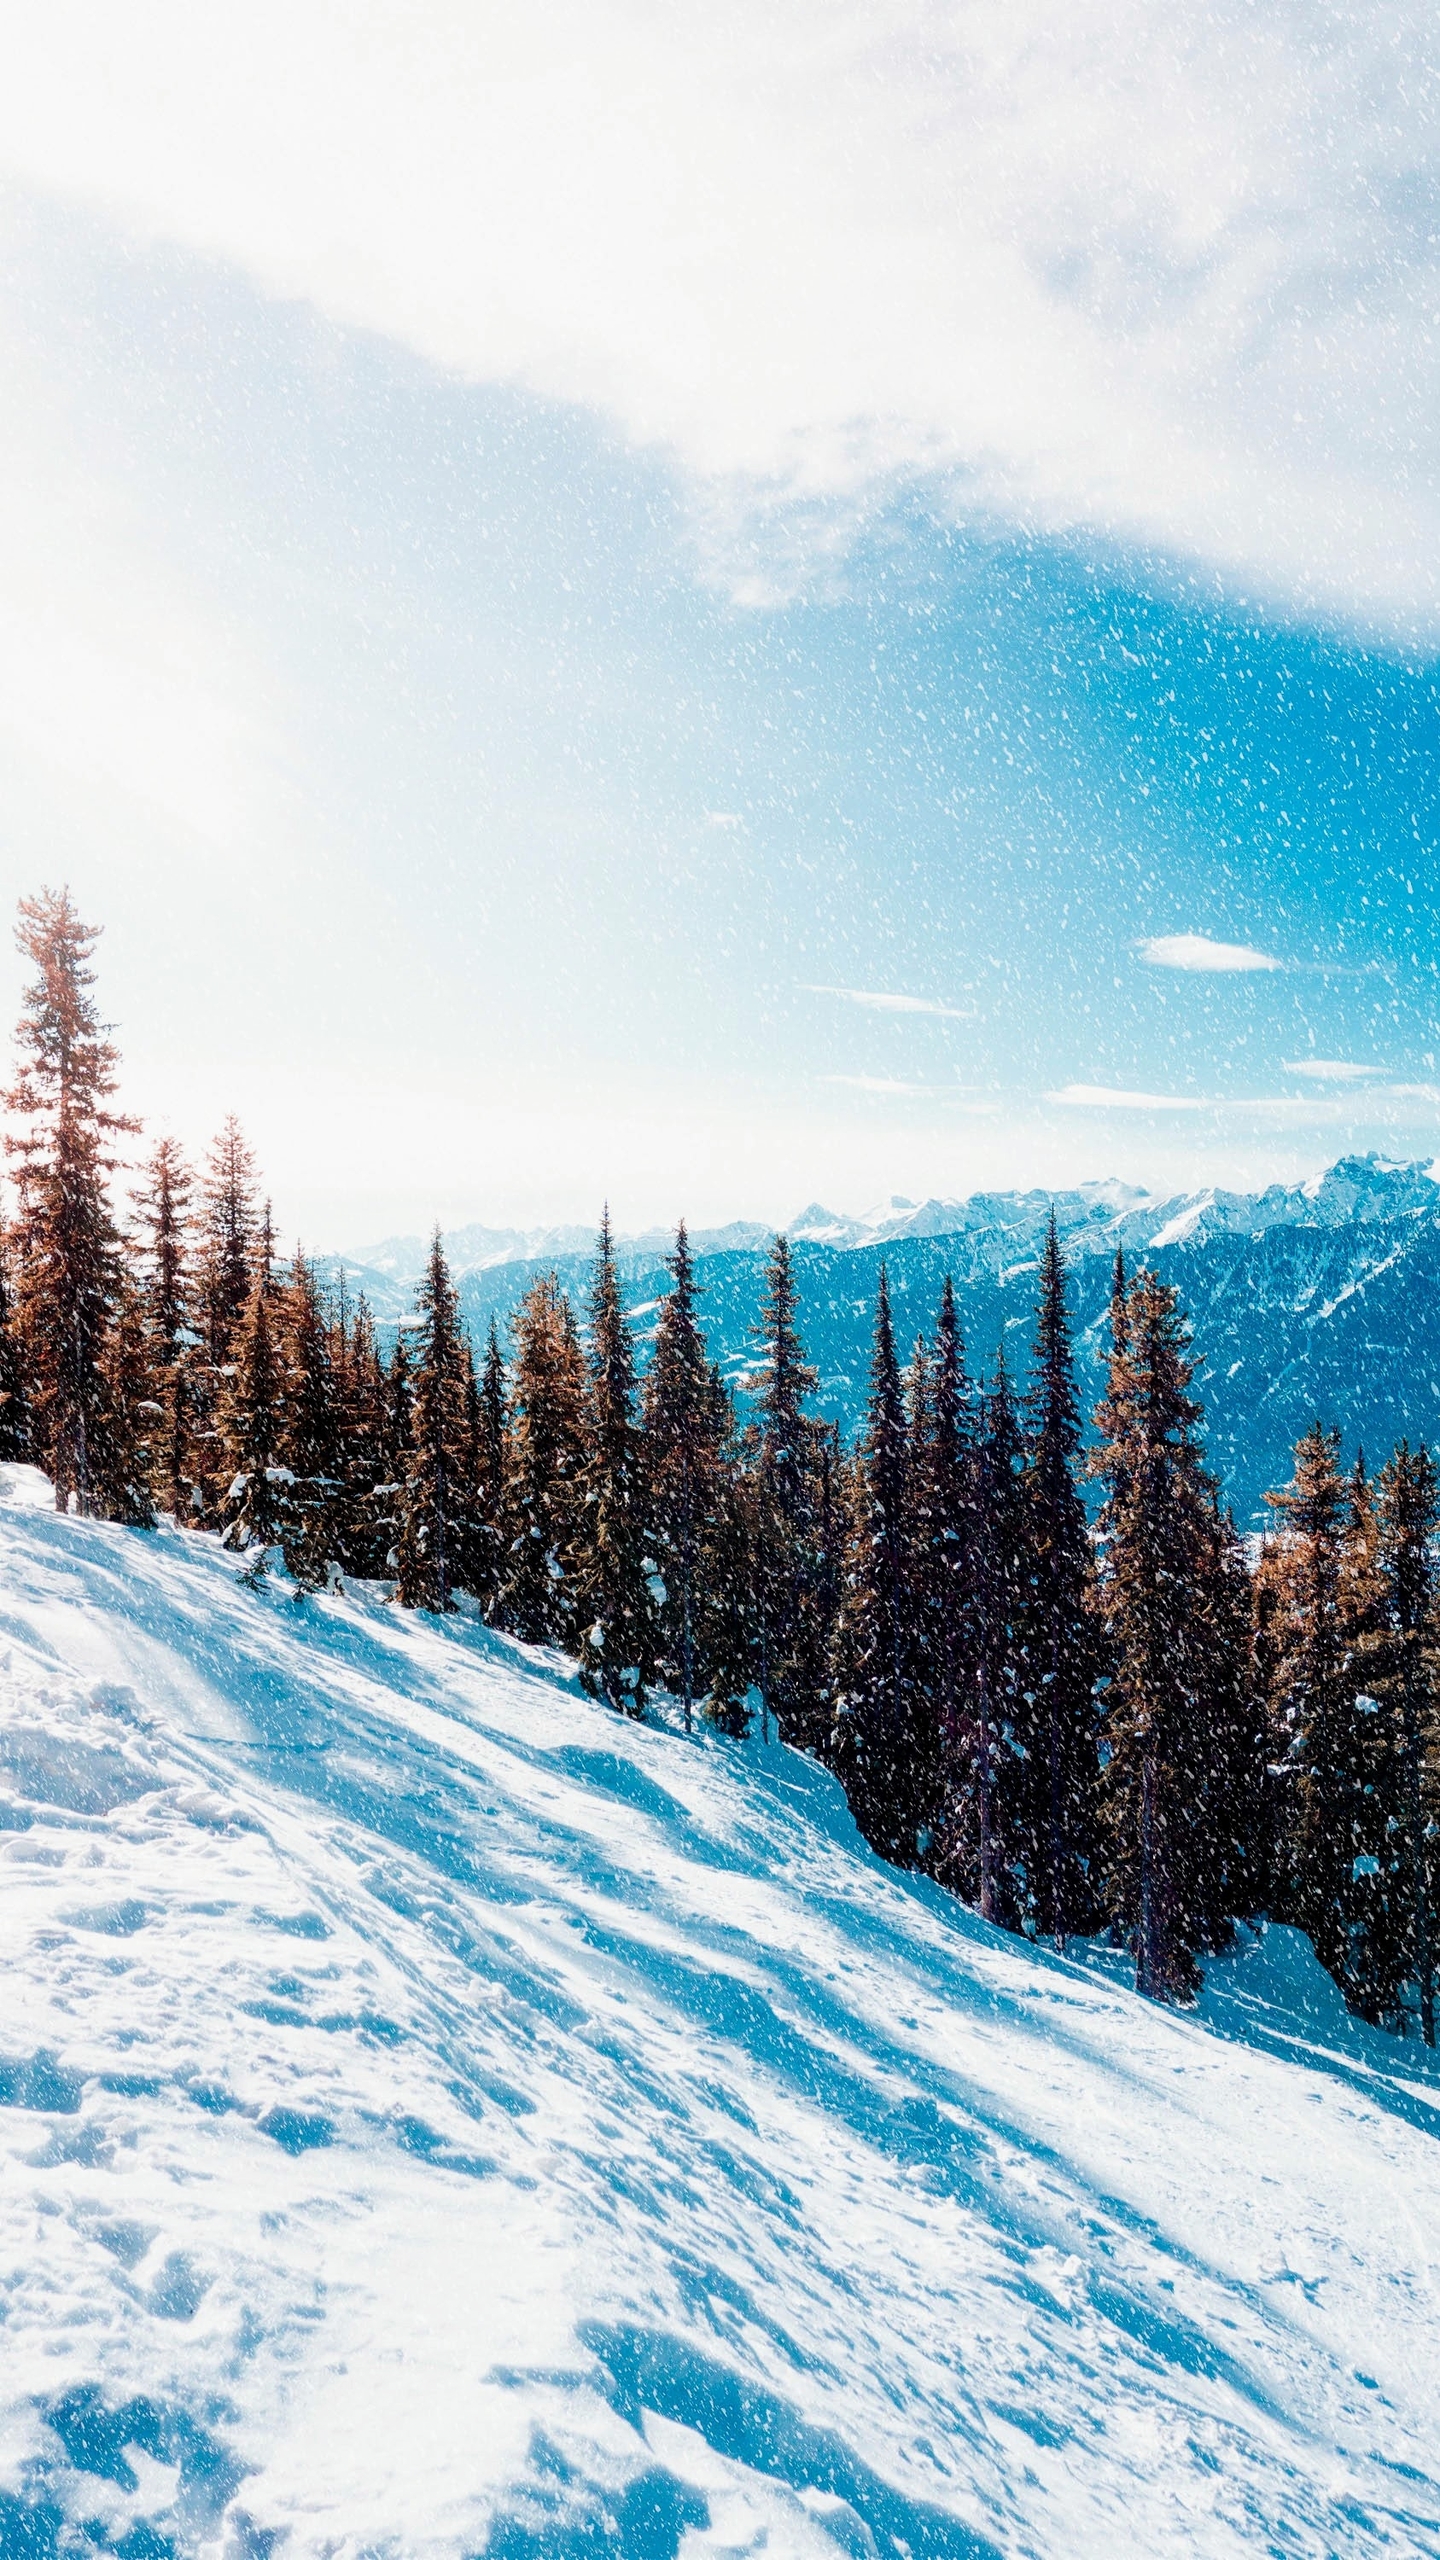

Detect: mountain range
[326, 1153, 1440, 1525]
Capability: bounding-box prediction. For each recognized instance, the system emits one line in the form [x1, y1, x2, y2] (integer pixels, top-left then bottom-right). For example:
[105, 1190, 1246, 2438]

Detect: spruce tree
[219, 1276, 286, 1561]
[4, 889, 137, 1514]
[1091, 1269, 1227, 2002]
[752, 1235, 830, 1750]
[914, 1277, 976, 1876]
[0, 1234, 31, 1463]
[332, 1295, 391, 1578]
[395, 1233, 470, 1613]
[502, 1273, 590, 1645]
[461, 1320, 509, 1618]
[1020, 1216, 1101, 1944]
[969, 1354, 1029, 1926]
[1261, 1424, 1370, 1991]
[576, 1213, 659, 1714]
[276, 1251, 342, 1588]
[1364, 1445, 1439, 2042]
[831, 1269, 923, 1861]
[193, 1117, 260, 1513]
[132, 1135, 195, 1520]
[643, 1223, 725, 1729]
[1335, 1454, 1408, 2022]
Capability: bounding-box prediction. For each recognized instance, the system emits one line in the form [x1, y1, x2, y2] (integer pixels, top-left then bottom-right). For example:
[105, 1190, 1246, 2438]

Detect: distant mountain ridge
[324, 1154, 1440, 1525]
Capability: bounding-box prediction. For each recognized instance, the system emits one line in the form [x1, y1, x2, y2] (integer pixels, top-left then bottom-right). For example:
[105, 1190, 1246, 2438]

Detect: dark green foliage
[132, 1136, 194, 1520]
[1018, 1218, 1101, 1944]
[575, 1213, 660, 1714]
[644, 1224, 753, 1732]
[5, 890, 139, 1516]
[501, 1272, 590, 1646]
[275, 1252, 342, 1589]
[396, 1233, 471, 1613]
[0, 1234, 31, 1463]
[219, 1278, 286, 1562]
[831, 1270, 925, 1863]
[751, 1235, 833, 1750]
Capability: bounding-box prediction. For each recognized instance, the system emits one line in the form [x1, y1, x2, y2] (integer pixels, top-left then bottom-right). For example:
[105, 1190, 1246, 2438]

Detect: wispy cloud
[1138, 935, 1279, 976]
[1283, 1058, 1382, 1082]
[802, 984, 973, 1019]
[1049, 1084, 1211, 1112]
[823, 1073, 933, 1096]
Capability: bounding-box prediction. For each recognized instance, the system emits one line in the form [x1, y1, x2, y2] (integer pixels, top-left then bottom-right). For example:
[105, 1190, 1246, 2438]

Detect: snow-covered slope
[3, 1474, 1439, 2559]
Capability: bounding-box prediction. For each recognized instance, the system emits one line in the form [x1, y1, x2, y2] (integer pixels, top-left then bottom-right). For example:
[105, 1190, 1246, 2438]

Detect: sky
[0, 2, 1437, 1249]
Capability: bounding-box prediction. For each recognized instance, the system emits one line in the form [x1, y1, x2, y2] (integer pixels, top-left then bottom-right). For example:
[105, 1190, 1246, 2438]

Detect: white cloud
[1139, 934, 1280, 975]
[1049, 1084, 1211, 1112]
[1283, 1058, 1381, 1081]
[802, 985, 973, 1019]
[822, 1073, 933, 1097]
[0, 2, 1436, 633]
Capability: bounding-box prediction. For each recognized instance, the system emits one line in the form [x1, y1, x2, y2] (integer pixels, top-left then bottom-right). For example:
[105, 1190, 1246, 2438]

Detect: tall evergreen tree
[219, 1276, 286, 1562]
[193, 1117, 261, 1514]
[1091, 1269, 1234, 2001]
[970, 1354, 1029, 1926]
[914, 1278, 975, 1874]
[132, 1136, 195, 1519]
[502, 1273, 590, 1645]
[0, 1233, 32, 1463]
[395, 1234, 470, 1613]
[752, 1235, 831, 1750]
[276, 1251, 342, 1588]
[1364, 1444, 1440, 2043]
[576, 1213, 659, 1714]
[831, 1270, 924, 1861]
[644, 1223, 728, 1729]
[4, 889, 138, 1514]
[1020, 1216, 1101, 1944]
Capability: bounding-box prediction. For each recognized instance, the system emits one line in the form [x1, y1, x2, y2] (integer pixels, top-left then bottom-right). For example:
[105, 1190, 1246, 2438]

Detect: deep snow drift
[1, 1471, 1438, 2558]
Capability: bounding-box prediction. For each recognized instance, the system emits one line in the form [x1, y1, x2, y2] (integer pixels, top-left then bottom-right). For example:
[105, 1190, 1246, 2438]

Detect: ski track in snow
[0, 1468, 1438, 2557]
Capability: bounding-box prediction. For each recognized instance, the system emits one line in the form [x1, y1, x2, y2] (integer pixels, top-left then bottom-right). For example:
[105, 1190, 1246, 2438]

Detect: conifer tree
[1090, 1269, 1231, 2001]
[332, 1295, 391, 1578]
[219, 1276, 286, 1561]
[276, 1251, 342, 1588]
[914, 1278, 976, 1874]
[694, 1365, 756, 1733]
[132, 1136, 194, 1519]
[644, 1223, 724, 1728]
[968, 1354, 1029, 1926]
[1020, 1216, 1101, 1944]
[193, 1117, 261, 1513]
[459, 1320, 509, 1618]
[1261, 1424, 1370, 1988]
[1364, 1445, 1440, 2042]
[576, 1213, 659, 1714]
[502, 1273, 590, 1645]
[831, 1270, 924, 1861]
[0, 1235, 31, 1463]
[1333, 1454, 1409, 2022]
[752, 1235, 830, 1750]
[4, 890, 138, 1514]
[395, 1234, 470, 1612]
[96, 1272, 158, 1527]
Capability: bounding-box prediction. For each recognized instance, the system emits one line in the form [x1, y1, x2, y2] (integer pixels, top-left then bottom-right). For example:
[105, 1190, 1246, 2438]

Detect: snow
[2, 1471, 1439, 2557]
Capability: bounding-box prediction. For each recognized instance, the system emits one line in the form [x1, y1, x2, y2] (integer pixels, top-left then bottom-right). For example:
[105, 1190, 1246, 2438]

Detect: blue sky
[0, 5, 1436, 1245]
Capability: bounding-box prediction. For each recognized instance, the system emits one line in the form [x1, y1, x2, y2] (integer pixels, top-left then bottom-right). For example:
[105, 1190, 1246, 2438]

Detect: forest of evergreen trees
[5, 888, 1438, 2041]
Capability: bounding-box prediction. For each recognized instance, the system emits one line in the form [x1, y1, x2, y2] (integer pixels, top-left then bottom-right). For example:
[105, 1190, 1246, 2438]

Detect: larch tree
[4, 889, 138, 1515]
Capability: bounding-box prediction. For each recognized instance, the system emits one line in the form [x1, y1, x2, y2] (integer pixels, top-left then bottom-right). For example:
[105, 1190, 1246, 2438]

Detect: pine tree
[1261, 1424, 1368, 1988]
[331, 1295, 391, 1578]
[275, 1251, 342, 1588]
[502, 1273, 590, 1645]
[395, 1233, 470, 1613]
[0, 1234, 31, 1463]
[576, 1213, 659, 1714]
[1364, 1445, 1440, 2043]
[969, 1354, 1029, 1926]
[4, 889, 138, 1514]
[1090, 1269, 1228, 2002]
[643, 1223, 726, 1729]
[1335, 1454, 1408, 2022]
[752, 1235, 830, 1750]
[219, 1277, 287, 1562]
[1190, 1492, 1267, 1943]
[1020, 1215, 1101, 1944]
[95, 1271, 158, 1527]
[132, 1136, 195, 1520]
[831, 1269, 924, 1861]
[459, 1320, 508, 1618]
[193, 1118, 260, 1514]
[914, 1278, 976, 1876]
